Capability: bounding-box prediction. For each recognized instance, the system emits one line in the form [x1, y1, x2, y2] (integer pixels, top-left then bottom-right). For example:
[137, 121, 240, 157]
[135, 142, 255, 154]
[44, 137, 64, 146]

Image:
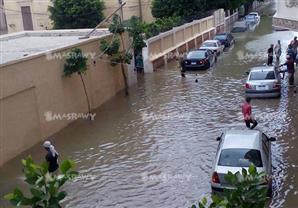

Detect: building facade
[0, 0, 154, 35]
[1, 0, 52, 34]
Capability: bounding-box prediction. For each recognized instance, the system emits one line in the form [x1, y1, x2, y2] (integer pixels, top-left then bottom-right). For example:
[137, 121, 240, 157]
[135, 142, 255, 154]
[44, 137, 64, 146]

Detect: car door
[261, 133, 271, 176]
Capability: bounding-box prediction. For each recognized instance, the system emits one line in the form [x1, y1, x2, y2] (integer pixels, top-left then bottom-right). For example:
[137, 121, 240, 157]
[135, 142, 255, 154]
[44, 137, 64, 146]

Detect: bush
[192, 165, 268, 208]
[144, 16, 183, 39]
[4, 156, 78, 207]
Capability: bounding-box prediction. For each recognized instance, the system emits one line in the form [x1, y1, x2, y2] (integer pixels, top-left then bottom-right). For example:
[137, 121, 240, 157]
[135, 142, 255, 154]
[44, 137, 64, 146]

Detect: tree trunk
[79, 72, 91, 116]
[120, 63, 129, 95]
[120, 33, 129, 95]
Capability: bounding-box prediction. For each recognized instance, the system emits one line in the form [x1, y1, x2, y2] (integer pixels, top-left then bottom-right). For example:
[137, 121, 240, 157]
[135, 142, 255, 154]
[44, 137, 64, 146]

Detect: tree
[100, 15, 132, 95]
[49, 0, 105, 29]
[127, 16, 146, 56]
[151, 0, 207, 19]
[4, 156, 78, 207]
[64, 48, 91, 115]
[192, 165, 268, 208]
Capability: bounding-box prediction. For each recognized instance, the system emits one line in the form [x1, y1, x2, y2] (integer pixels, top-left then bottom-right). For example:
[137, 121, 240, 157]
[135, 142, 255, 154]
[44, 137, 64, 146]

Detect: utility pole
[118, 0, 124, 21]
[138, 0, 143, 21]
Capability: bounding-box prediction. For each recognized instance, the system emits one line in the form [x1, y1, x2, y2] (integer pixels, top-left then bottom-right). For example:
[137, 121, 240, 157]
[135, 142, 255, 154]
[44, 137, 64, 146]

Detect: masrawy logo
[45, 51, 96, 60]
[44, 111, 96, 121]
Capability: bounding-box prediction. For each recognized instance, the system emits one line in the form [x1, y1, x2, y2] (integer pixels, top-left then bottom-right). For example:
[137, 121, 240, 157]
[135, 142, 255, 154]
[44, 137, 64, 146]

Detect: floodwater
[1, 17, 298, 208]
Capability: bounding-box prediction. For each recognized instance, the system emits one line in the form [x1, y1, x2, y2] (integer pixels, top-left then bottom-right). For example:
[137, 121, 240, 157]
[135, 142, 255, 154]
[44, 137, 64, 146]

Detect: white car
[211, 129, 276, 196]
[199, 40, 224, 56]
[249, 12, 260, 22]
[245, 66, 281, 98]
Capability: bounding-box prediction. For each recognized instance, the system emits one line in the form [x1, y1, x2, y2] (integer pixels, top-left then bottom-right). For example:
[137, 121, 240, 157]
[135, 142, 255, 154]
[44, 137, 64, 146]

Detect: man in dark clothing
[241, 97, 258, 129]
[43, 141, 59, 173]
[280, 56, 295, 86]
[267, 44, 274, 66]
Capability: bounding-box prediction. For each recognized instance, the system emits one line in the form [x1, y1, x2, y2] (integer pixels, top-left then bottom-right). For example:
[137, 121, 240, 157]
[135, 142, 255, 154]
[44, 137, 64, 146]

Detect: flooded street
[1, 16, 298, 208]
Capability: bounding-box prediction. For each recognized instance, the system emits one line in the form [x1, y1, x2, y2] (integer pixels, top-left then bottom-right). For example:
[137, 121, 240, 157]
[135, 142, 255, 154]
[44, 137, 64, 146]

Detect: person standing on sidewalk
[274, 40, 282, 63]
[267, 44, 274, 66]
[241, 97, 258, 129]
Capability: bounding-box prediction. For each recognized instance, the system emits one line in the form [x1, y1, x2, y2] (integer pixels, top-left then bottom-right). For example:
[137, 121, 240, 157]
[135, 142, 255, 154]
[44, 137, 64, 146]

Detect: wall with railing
[142, 9, 238, 72]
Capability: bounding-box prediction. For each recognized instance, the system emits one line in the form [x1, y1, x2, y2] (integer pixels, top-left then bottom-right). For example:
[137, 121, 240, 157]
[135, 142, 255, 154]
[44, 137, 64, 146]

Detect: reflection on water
[1, 17, 298, 208]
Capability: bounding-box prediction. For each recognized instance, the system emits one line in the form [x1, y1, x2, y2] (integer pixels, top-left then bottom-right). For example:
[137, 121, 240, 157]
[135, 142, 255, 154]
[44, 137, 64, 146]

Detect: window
[218, 149, 263, 167]
[202, 42, 217, 47]
[187, 51, 206, 59]
[250, 71, 276, 80]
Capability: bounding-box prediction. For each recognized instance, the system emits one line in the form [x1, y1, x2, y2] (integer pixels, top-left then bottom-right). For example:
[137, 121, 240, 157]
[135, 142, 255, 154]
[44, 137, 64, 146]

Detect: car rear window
[246, 15, 255, 20]
[187, 51, 206, 59]
[215, 35, 227, 40]
[202, 42, 217, 47]
[218, 149, 263, 167]
[249, 71, 276, 80]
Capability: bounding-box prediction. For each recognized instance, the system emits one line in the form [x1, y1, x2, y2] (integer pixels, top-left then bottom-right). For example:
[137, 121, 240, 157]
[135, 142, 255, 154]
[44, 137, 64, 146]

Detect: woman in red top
[242, 97, 258, 129]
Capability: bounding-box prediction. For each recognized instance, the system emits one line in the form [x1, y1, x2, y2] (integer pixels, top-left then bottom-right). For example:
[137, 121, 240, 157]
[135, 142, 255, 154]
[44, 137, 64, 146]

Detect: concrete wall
[0, 33, 133, 166]
[273, 0, 298, 31]
[142, 10, 239, 72]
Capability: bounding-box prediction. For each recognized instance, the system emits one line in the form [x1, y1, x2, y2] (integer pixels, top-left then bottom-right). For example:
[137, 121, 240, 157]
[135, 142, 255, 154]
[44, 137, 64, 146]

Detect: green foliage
[100, 14, 133, 66]
[64, 48, 88, 77]
[151, 0, 207, 19]
[49, 0, 105, 29]
[127, 16, 147, 55]
[192, 165, 268, 208]
[4, 156, 78, 207]
[100, 38, 120, 56]
[109, 14, 125, 35]
[144, 16, 182, 39]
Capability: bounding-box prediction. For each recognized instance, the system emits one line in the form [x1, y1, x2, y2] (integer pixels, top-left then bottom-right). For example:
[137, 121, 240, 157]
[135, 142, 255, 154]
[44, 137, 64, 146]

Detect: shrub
[4, 156, 78, 207]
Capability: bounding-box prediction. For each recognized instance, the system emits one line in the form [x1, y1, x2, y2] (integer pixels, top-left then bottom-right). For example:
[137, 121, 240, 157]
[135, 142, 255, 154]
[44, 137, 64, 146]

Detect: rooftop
[222, 130, 261, 149]
[0, 29, 110, 65]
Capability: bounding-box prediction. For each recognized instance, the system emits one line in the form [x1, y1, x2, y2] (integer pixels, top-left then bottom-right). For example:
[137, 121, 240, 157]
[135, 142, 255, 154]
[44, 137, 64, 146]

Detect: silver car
[211, 129, 276, 196]
[245, 66, 281, 98]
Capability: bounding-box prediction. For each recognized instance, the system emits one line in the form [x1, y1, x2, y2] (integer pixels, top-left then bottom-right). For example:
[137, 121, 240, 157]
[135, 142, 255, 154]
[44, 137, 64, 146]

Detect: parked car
[211, 129, 276, 196]
[244, 14, 258, 24]
[214, 33, 235, 48]
[199, 40, 224, 56]
[248, 12, 260, 22]
[231, 21, 248, 33]
[245, 66, 281, 98]
[180, 49, 216, 75]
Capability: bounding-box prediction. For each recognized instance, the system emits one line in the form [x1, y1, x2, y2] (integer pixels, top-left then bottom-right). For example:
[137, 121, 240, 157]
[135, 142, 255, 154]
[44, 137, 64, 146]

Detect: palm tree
[64, 48, 91, 115]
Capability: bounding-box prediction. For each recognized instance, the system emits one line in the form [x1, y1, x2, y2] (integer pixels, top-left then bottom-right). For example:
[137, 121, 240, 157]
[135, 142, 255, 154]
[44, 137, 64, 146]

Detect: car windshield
[202, 42, 217, 47]
[218, 149, 263, 167]
[187, 51, 206, 59]
[250, 71, 276, 80]
[246, 15, 255, 20]
[215, 35, 227, 40]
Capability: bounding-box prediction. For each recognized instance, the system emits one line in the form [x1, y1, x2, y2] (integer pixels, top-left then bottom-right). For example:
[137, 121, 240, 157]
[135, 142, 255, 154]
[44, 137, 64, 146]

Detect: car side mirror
[268, 137, 276, 142]
[216, 137, 221, 141]
[245, 71, 249, 75]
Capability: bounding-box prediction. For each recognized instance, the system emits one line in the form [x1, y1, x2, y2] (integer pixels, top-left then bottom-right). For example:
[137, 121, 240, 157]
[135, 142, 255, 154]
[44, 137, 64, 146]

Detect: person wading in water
[241, 97, 258, 129]
[43, 141, 59, 173]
